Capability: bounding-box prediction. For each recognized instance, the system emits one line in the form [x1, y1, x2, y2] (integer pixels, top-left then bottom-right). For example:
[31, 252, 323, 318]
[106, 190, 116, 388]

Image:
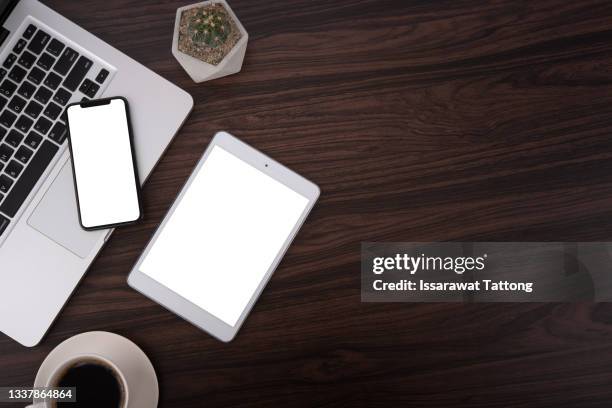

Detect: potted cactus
[172, 0, 248, 83]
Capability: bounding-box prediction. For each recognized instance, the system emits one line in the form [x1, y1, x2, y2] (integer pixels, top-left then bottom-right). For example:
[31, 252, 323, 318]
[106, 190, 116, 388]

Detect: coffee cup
[28, 332, 158, 408]
[27, 353, 128, 408]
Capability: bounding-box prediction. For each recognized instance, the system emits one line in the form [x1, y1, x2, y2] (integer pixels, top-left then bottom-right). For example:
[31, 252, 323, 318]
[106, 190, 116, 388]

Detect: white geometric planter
[172, 0, 248, 83]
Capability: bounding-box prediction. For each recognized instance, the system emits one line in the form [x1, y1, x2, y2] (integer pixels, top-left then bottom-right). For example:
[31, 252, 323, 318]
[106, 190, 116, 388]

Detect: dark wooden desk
[3, 0, 612, 406]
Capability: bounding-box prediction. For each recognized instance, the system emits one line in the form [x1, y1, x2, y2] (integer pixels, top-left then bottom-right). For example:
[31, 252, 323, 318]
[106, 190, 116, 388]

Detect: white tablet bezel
[127, 131, 320, 342]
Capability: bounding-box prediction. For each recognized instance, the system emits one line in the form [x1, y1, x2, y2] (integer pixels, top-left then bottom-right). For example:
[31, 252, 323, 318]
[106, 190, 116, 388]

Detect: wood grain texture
[3, 0, 612, 406]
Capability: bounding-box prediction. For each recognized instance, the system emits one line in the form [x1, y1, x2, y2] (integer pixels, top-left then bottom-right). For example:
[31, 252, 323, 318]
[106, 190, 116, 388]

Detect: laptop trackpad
[28, 161, 106, 258]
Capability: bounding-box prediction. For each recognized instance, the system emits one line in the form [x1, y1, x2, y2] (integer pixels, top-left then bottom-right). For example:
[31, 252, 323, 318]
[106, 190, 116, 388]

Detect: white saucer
[34, 332, 158, 408]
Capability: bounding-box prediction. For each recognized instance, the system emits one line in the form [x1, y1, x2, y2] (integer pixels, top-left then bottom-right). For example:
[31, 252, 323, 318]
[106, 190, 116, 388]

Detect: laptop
[0, 0, 193, 347]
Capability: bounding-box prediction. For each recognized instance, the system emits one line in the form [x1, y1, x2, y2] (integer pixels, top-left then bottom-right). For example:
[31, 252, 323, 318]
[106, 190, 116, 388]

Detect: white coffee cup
[28, 332, 158, 408]
[26, 353, 128, 408]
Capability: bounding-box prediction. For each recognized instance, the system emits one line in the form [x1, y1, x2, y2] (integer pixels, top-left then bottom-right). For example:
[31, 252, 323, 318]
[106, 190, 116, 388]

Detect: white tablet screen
[140, 145, 309, 326]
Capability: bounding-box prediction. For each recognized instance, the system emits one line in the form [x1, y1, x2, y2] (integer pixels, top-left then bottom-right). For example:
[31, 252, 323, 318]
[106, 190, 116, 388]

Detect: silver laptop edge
[0, 0, 193, 347]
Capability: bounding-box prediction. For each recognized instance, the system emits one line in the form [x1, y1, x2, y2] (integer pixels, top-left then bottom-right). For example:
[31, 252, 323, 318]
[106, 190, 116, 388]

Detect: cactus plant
[173, 0, 248, 82]
[177, 3, 242, 66]
[188, 6, 231, 48]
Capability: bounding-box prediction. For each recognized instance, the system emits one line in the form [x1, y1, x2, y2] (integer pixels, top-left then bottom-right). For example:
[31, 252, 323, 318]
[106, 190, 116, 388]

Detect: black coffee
[55, 361, 123, 408]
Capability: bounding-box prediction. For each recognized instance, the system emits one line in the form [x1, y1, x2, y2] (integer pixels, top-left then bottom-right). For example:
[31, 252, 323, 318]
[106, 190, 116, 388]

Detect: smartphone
[66, 97, 142, 230]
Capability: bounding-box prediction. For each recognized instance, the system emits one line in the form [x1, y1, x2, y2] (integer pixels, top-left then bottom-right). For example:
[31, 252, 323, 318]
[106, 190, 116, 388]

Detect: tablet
[128, 131, 320, 341]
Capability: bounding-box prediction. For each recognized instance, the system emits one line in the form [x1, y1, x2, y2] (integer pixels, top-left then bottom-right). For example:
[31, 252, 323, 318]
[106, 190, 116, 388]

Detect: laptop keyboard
[0, 23, 110, 237]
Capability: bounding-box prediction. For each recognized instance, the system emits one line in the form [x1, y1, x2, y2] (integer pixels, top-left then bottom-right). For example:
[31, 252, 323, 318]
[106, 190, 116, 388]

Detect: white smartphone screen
[138, 145, 310, 327]
[67, 98, 141, 229]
